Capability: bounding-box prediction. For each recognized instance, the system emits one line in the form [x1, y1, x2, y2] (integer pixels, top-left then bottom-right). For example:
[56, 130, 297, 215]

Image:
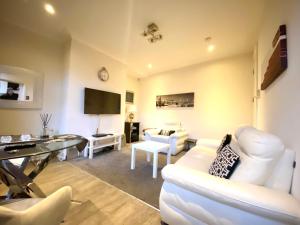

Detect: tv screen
[84, 88, 121, 114]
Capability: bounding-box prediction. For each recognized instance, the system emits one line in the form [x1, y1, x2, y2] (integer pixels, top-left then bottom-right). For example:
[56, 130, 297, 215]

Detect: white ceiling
[0, 0, 266, 77]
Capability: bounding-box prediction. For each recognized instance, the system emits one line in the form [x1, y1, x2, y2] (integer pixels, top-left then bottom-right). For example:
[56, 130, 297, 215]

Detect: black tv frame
[84, 88, 121, 115]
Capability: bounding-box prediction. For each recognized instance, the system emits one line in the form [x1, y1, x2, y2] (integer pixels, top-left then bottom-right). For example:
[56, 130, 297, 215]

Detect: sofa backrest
[162, 122, 184, 132]
[234, 126, 295, 194]
[265, 148, 295, 193]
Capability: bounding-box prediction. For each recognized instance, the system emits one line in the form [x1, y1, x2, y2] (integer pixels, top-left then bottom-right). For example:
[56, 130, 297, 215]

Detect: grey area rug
[70, 144, 185, 209]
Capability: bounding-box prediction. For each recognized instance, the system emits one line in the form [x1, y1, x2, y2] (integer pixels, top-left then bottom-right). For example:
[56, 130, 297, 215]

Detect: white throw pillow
[230, 146, 278, 185]
[230, 129, 284, 185]
[238, 128, 284, 160]
[234, 125, 256, 140]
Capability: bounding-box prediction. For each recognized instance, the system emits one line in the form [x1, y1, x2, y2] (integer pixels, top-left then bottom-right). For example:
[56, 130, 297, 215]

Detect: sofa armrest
[196, 138, 220, 149]
[162, 165, 300, 224]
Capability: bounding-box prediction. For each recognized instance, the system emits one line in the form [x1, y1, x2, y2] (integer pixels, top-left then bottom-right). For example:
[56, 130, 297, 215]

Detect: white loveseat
[144, 125, 188, 155]
[160, 127, 300, 225]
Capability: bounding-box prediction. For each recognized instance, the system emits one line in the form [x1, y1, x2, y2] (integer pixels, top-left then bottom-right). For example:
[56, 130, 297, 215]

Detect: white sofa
[144, 125, 188, 155]
[160, 127, 300, 225]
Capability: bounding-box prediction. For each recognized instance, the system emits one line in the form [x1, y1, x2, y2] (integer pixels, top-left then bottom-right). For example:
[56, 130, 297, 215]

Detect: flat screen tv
[84, 88, 121, 114]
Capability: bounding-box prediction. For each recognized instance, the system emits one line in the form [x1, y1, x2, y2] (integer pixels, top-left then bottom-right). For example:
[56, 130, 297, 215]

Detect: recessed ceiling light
[44, 3, 55, 15]
[205, 37, 215, 52]
[208, 44, 215, 52]
[147, 64, 153, 69]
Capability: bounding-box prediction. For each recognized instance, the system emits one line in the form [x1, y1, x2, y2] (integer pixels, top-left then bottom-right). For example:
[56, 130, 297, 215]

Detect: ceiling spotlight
[44, 3, 55, 15]
[205, 37, 215, 52]
[208, 44, 215, 52]
[147, 64, 153, 69]
[142, 23, 163, 43]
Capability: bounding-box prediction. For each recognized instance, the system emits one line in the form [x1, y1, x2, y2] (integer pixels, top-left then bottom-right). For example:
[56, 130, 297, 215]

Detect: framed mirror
[0, 65, 44, 109]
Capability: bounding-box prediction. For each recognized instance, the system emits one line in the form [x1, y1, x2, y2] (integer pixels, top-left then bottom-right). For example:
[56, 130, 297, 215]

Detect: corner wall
[139, 54, 254, 139]
[256, 0, 300, 200]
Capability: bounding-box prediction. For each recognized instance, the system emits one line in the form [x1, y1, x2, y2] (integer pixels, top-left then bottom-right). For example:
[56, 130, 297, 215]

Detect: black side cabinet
[124, 122, 140, 143]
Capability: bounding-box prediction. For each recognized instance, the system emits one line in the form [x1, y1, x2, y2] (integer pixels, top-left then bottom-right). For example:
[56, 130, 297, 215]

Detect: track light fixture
[142, 23, 163, 43]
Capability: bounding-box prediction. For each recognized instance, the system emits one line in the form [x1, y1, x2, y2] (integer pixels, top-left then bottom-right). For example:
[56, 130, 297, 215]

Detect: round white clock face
[98, 67, 109, 81]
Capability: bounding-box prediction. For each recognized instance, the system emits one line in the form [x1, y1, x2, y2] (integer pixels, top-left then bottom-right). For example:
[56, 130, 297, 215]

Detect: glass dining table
[0, 134, 88, 199]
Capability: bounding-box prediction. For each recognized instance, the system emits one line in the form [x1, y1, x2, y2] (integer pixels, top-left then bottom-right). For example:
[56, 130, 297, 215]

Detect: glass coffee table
[0, 134, 87, 199]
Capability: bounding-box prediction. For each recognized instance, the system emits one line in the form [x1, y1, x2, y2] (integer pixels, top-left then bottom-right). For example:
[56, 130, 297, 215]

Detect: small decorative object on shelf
[0, 136, 12, 143]
[40, 113, 52, 138]
[127, 104, 137, 122]
[20, 134, 31, 141]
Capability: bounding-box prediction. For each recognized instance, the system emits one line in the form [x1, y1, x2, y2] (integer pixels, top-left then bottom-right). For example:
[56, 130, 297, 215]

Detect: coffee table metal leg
[131, 146, 136, 170]
[153, 152, 158, 178]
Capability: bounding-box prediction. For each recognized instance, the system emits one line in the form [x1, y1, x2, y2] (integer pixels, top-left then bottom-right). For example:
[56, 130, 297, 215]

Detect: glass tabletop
[0, 134, 87, 160]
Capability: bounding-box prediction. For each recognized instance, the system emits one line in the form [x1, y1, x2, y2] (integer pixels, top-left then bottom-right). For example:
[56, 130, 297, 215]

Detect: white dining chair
[0, 186, 72, 225]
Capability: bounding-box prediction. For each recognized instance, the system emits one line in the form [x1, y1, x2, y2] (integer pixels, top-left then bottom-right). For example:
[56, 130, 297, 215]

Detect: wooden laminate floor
[1, 162, 161, 225]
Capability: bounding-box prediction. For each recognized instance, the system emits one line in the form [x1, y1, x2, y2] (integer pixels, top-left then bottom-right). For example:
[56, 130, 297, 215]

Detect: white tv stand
[84, 134, 122, 159]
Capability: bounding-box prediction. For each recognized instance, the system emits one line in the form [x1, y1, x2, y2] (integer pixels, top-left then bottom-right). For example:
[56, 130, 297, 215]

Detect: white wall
[139, 54, 254, 139]
[0, 21, 140, 137]
[62, 39, 130, 136]
[0, 20, 65, 135]
[256, 0, 300, 200]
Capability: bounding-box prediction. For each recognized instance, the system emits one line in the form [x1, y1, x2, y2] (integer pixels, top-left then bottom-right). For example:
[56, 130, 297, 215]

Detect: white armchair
[159, 127, 300, 225]
[144, 127, 188, 155]
[0, 186, 72, 225]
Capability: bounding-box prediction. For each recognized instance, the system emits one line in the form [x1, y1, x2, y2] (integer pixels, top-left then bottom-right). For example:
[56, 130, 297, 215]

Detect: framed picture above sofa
[156, 92, 194, 108]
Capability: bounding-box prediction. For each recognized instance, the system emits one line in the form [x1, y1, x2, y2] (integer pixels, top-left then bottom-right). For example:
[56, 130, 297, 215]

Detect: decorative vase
[41, 127, 49, 138]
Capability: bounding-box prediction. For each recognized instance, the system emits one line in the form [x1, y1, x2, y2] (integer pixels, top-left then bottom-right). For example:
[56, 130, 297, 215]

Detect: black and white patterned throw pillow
[159, 130, 175, 136]
[169, 130, 175, 136]
[209, 144, 240, 179]
[217, 134, 232, 153]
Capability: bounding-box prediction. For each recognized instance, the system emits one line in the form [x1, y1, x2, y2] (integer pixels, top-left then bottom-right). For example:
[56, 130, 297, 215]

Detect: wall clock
[98, 67, 109, 82]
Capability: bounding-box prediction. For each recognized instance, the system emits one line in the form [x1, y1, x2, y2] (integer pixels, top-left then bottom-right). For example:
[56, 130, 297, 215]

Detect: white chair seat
[0, 186, 72, 225]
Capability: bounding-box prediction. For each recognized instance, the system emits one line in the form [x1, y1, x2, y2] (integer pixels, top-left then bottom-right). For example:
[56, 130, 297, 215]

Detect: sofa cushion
[234, 125, 256, 140]
[162, 122, 184, 133]
[209, 145, 240, 179]
[230, 129, 285, 185]
[230, 147, 278, 185]
[217, 134, 232, 153]
[176, 146, 216, 172]
[238, 128, 284, 160]
[151, 135, 170, 143]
